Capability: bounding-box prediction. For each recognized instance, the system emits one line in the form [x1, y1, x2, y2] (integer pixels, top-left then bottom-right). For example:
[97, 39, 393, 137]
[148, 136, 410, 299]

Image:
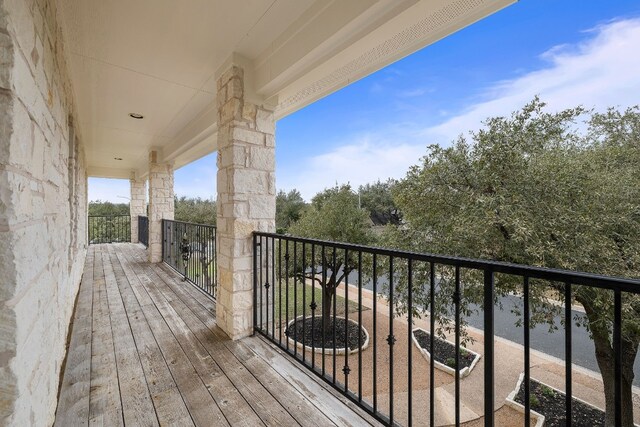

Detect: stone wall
[148, 151, 174, 263]
[216, 65, 276, 339]
[0, 0, 87, 425]
[130, 178, 146, 243]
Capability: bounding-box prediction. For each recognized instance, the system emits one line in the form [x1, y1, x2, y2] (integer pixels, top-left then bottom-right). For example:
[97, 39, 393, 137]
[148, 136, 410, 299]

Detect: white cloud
[279, 135, 425, 200]
[423, 18, 640, 144]
[88, 177, 131, 202]
[281, 18, 640, 200]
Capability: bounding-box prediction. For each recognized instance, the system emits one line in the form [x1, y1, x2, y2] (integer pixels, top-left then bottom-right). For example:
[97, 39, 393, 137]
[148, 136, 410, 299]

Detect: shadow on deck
[54, 243, 378, 426]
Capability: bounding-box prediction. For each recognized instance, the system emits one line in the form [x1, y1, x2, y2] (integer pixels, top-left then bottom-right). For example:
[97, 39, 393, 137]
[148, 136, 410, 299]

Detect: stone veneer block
[216, 64, 275, 340]
[148, 156, 174, 263]
[129, 179, 146, 243]
[0, 0, 88, 425]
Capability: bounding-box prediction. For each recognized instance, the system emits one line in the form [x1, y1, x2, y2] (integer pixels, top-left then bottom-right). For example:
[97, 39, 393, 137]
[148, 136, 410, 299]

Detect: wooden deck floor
[55, 243, 378, 426]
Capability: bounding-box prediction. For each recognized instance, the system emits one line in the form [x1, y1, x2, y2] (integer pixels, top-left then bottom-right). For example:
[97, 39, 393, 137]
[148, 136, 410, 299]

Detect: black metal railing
[88, 215, 131, 244]
[138, 215, 149, 247]
[162, 219, 217, 299]
[253, 232, 640, 427]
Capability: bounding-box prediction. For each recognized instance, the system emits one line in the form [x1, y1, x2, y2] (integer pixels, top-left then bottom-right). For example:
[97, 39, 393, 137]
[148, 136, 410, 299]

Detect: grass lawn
[273, 280, 365, 325]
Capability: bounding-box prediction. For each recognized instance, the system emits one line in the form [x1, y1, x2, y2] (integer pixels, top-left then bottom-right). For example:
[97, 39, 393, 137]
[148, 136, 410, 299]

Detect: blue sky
[89, 0, 640, 202]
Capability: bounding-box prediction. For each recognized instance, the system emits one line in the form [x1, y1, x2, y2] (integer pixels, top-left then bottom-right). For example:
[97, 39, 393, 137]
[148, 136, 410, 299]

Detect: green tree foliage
[358, 179, 401, 225]
[88, 200, 129, 216]
[288, 184, 373, 332]
[174, 196, 216, 226]
[385, 98, 640, 426]
[88, 201, 130, 243]
[276, 189, 306, 233]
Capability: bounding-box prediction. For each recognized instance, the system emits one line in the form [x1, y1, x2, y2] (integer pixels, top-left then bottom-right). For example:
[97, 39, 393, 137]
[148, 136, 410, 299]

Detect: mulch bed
[285, 317, 367, 351]
[514, 379, 605, 426]
[413, 329, 475, 371]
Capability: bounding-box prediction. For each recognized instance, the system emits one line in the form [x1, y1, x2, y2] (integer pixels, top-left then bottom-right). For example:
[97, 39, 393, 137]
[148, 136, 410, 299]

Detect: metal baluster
[484, 270, 494, 427]
[311, 243, 316, 369]
[272, 236, 276, 341]
[430, 262, 435, 427]
[455, 266, 461, 426]
[294, 241, 298, 357]
[358, 251, 363, 402]
[565, 282, 572, 426]
[614, 289, 622, 427]
[302, 242, 307, 363]
[407, 259, 413, 426]
[373, 253, 378, 414]
[388, 256, 394, 424]
[332, 247, 337, 384]
[344, 248, 350, 392]
[524, 277, 531, 427]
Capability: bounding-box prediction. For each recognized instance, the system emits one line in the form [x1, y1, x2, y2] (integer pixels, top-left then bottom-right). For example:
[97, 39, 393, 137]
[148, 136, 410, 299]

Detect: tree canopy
[88, 201, 129, 216]
[358, 179, 401, 226]
[174, 196, 216, 226]
[290, 184, 372, 245]
[288, 184, 373, 332]
[275, 189, 306, 233]
[385, 98, 640, 426]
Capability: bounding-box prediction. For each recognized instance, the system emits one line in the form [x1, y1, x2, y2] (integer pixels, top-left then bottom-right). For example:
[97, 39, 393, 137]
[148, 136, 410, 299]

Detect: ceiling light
[129, 113, 144, 119]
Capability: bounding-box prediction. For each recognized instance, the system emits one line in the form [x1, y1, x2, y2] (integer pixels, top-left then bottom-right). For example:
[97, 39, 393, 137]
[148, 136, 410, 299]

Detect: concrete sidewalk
[323, 281, 640, 426]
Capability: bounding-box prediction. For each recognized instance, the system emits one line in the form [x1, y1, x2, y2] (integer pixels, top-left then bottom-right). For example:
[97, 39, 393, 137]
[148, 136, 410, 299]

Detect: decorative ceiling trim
[275, 0, 509, 118]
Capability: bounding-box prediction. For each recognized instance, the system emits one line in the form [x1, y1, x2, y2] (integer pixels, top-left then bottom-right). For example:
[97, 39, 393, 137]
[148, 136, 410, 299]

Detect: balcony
[55, 243, 379, 426]
[5, 0, 634, 426]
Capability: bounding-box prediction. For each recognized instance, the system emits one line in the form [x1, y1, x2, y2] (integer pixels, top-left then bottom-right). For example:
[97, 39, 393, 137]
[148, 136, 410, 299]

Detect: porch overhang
[57, 0, 515, 179]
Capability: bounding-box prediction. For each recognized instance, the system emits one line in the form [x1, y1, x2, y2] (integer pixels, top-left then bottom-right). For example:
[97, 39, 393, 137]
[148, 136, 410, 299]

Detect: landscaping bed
[509, 375, 606, 427]
[285, 316, 369, 355]
[412, 328, 480, 377]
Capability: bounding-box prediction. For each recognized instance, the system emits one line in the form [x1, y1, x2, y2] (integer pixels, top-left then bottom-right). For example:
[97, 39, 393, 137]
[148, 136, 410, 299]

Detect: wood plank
[247, 336, 382, 427]
[115, 246, 229, 427]
[102, 247, 159, 426]
[123, 246, 304, 427]
[140, 254, 218, 331]
[107, 245, 195, 426]
[225, 339, 337, 427]
[157, 262, 216, 314]
[55, 248, 94, 427]
[130, 244, 380, 427]
[88, 246, 124, 426]
[120, 246, 271, 427]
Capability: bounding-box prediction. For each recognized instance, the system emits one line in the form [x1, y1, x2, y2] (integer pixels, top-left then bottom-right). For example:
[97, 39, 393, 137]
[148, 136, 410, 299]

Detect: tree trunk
[579, 294, 637, 427]
[322, 286, 333, 338]
[592, 329, 636, 427]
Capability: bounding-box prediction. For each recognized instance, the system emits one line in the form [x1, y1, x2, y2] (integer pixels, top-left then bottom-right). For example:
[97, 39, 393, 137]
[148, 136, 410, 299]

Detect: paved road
[353, 273, 640, 386]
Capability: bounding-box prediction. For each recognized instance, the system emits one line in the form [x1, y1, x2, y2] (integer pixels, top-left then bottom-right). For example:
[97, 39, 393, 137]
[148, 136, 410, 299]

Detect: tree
[289, 184, 373, 334]
[358, 179, 401, 226]
[174, 196, 216, 226]
[385, 99, 640, 426]
[276, 189, 306, 233]
[88, 200, 129, 216]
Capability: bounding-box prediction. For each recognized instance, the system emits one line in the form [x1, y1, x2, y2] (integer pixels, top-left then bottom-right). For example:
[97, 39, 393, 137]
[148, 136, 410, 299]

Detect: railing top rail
[163, 218, 216, 228]
[88, 215, 130, 218]
[253, 231, 640, 292]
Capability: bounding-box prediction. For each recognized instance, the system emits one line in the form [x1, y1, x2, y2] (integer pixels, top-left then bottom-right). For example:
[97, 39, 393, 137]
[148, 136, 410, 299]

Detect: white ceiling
[56, 0, 514, 179]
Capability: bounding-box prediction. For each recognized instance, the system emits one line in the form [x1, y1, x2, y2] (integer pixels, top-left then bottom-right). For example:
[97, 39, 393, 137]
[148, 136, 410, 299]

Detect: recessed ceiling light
[114, 157, 123, 161]
[129, 113, 144, 119]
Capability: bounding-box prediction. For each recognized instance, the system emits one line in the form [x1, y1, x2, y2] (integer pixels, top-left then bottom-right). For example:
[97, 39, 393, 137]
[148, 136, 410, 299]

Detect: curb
[411, 327, 481, 378]
[285, 315, 370, 355]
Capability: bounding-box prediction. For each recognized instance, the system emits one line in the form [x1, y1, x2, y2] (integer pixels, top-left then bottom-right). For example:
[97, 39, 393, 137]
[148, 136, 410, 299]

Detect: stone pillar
[148, 151, 174, 263]
[216, 64, 276, 339]
[129, 178, 146, 243]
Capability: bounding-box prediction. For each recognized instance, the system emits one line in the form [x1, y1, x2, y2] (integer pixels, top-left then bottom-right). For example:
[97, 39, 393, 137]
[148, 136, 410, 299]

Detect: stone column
[148, 151, 174, 263]
[129, 178, 146, 243]
[216, 64, 276, 340]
